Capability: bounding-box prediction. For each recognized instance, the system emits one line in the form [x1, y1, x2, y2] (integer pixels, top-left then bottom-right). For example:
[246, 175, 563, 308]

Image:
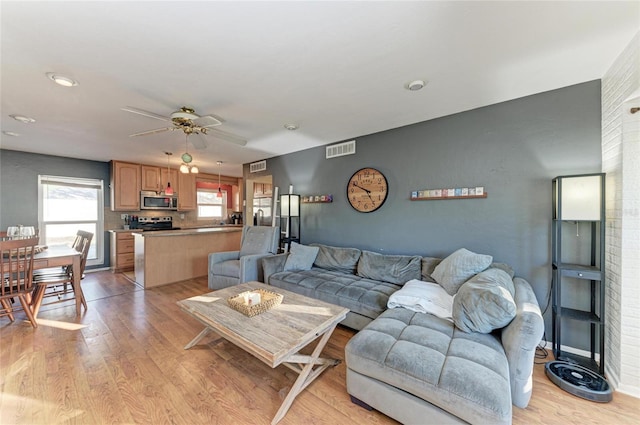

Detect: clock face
[347, 167, 388, 213]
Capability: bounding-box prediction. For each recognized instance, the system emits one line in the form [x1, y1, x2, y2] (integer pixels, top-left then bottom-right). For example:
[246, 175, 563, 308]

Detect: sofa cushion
[284, 242, 319, 271]
[452, 268, 516, 334]
[490, 262, 515, 278]
[357, 250, 422, 285]
[421, 257, 442, 282]
[345, 308, 512, 425]
[268, 269, 400, 319]
[387, 279, 453, 320]
[432, 248, 493, 295]
[310, 243, 361, 274]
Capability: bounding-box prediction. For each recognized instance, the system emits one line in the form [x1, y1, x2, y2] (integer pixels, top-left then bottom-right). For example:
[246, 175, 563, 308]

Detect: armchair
[208, 226, 280, 290]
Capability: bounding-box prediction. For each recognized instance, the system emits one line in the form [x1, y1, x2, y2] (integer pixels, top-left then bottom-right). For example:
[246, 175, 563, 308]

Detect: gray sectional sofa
[261, 243, 544, 425]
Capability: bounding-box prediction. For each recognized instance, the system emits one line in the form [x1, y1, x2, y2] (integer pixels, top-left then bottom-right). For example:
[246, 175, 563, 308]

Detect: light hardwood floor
[1, 271, 638, 424]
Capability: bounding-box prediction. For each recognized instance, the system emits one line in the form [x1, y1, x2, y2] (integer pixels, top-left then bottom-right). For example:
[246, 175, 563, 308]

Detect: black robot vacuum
[545, 361, 612, 402]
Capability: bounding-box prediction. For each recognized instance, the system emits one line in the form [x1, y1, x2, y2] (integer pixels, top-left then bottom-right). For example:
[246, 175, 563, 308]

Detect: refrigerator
[252, 197, 272, 226]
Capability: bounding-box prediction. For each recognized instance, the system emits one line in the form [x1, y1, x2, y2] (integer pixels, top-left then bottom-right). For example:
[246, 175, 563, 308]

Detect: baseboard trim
[540, 340, 600, 363]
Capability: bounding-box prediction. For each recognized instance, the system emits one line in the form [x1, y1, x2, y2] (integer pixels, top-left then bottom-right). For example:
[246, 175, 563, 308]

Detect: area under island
[133, 227, 242, 288]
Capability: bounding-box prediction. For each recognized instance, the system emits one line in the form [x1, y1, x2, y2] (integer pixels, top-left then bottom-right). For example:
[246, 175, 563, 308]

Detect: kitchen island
[133, 227, 242, 288]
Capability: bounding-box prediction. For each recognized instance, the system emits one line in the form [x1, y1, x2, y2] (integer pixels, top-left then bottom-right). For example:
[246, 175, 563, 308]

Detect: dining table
[32, 245, 84, 315]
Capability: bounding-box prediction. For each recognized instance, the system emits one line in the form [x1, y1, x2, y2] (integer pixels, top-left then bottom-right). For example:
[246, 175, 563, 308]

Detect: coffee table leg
[271, 324, 339, 425]
[184, 327, 213, 350]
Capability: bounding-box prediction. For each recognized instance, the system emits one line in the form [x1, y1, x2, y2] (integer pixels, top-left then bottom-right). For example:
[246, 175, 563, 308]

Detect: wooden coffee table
[177, 281, 349, 424]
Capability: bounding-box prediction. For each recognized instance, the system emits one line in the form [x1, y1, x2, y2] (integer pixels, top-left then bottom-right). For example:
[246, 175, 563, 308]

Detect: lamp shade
[280, 194, 300, 217]
[555, 174, 603, 221]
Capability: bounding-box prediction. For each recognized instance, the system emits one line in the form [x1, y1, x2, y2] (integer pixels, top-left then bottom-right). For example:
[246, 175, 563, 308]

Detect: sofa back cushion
[310, 243, 361, 274]
[357, 250, 422, 285]
[421, 257, 443, 282]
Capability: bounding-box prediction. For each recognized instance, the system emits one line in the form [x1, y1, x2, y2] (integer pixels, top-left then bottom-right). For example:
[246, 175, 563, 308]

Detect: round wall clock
[347, 167, 389, 213]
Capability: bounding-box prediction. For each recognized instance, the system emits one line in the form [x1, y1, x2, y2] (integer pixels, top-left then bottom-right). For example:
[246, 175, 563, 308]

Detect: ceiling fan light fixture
[46, 72, 78, 87]
[190, 165, 199, 174]
[180, 164, 190, 174]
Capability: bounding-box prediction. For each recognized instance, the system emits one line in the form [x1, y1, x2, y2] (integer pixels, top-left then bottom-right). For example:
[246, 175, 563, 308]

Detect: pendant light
[164, 152, 174, 195]
[217, 161, 223, 198]
[180, 134, 198, 174]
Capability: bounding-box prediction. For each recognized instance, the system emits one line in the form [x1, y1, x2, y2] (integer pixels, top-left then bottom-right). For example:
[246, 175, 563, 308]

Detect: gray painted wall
[0, 149, 111, 269]
[247, 80, 602, 349]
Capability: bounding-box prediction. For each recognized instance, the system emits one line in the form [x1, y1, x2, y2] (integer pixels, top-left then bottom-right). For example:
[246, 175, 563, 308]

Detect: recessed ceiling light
[406, 80, 427, 91]
[9, 114, 36, 124]
[2, 131, 20, 137]
[46, 72, 78, 87]
[284, 124, 299, 131]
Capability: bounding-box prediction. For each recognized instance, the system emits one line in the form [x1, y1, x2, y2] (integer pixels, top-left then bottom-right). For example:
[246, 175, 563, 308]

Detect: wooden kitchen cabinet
[178, 172, 196, 210]
[110, 231, 138, 272]
[141, 165, 162, 191]
[142, 165, 178, 194]
[162, 168, 178, 194]
[111, 161, 141, 211]
[253, 183, 272, 197]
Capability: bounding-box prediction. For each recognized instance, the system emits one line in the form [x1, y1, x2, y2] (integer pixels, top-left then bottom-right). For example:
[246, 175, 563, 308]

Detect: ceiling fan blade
[204, 128, 247, 146]
[122, 106, 170, 122]
[193, 115, 222, 128]
[129, 127, 172, 137]
[191, 133, 209, 150]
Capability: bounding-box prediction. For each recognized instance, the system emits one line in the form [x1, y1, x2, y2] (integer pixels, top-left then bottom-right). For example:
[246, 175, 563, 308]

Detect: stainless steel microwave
[140, 191, 178, 210]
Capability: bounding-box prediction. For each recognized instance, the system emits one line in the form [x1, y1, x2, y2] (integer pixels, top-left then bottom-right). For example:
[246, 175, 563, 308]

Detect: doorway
[246, 175, 273, 226]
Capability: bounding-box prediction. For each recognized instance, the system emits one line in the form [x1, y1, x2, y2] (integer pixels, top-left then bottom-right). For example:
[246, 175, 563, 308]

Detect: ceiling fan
[122, 106, 247, 148]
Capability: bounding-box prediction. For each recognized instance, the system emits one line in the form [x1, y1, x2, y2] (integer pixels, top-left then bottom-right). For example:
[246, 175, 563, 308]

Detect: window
[38, 175, 104, 266]
[197, 189, 227, 220]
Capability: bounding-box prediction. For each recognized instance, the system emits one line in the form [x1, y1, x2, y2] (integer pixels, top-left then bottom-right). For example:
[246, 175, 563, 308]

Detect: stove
[136, 216, 176, 231]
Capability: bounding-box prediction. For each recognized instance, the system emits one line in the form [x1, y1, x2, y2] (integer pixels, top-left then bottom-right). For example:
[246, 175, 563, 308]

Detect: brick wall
[601, 30, 640, 398]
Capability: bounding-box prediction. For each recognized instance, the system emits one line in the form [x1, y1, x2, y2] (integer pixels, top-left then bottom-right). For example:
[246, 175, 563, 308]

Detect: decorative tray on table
[227, 289, 283, 317]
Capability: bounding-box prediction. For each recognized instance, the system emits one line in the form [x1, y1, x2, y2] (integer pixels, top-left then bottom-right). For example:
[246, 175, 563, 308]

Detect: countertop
[132, 226, 243, 237]
[108, 224, 243, 233]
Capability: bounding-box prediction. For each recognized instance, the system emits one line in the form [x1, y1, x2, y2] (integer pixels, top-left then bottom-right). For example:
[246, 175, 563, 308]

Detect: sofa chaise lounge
[261, 243, 544, 424]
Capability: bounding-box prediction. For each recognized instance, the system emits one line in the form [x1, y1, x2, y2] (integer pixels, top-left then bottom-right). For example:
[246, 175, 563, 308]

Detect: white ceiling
[1, 1, 638, 177]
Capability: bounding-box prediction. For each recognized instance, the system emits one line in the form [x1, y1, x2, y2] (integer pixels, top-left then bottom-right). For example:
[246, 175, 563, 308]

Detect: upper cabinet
[254, 183, 273, 197]
[141, 165, 162, 192]
[141, 165, 178, 194]
[111, 161, 141, 211]
[177, 172, 196, 211]
[161, 168, 179, 194]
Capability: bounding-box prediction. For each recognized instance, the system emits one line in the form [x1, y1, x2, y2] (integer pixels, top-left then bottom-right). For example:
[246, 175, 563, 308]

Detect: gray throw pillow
[452, 268, 517, 334]
[357, 250, 421, 285]
[284, 242, 320, 271]
[310, 243, 361, 274]
[432, 248, 493, 295]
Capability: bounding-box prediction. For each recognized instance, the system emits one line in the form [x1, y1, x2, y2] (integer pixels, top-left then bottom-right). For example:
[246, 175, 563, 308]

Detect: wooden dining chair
[1, 236, 40, 327]
[31, 230, 93, 317]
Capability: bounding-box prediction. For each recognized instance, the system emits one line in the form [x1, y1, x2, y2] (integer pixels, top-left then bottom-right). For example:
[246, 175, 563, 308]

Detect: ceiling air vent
[326, 140, 356, 159]
[249, 160, 267, 173]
